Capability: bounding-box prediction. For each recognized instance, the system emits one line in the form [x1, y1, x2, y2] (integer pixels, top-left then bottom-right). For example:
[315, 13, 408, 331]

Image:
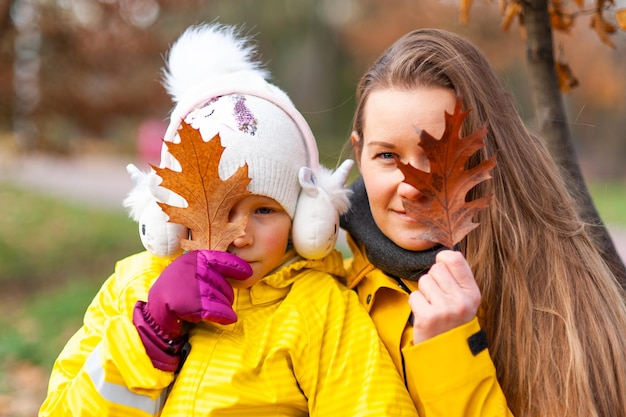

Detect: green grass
[0, 183, 142, 287]
[588, 181, 626, 226]
[0, 280, 103, 368]
[0, 183, 142, 369]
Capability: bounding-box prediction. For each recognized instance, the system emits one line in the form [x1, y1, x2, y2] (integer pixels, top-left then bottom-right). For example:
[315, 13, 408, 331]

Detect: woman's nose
[397, 180, 422, 201]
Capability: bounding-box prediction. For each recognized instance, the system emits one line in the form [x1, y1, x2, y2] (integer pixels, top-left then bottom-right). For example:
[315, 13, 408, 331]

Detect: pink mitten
[133, 250, 252, 371]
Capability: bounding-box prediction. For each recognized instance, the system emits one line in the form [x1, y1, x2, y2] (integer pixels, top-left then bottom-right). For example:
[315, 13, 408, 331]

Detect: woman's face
[353, 87, 457, 251]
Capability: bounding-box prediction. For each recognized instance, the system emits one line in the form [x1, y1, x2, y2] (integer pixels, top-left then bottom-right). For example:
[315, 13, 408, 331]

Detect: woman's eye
[375, 152, 396, 160]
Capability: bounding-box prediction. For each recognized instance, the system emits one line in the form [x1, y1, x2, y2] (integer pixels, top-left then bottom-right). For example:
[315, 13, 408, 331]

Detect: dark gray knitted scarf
[340, 177, 444, 281]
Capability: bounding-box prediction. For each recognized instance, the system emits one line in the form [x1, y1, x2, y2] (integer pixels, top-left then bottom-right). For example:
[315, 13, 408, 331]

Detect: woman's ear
[350, 131, 361, 168]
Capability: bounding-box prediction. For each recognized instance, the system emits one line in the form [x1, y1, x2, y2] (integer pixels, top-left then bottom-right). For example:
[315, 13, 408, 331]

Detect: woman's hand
[409, 250, 481, 344]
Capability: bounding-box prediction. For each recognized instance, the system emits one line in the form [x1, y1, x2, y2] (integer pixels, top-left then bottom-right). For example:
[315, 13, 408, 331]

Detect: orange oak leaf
[152, 121, 251, 252]
[396, 96, 496, 249]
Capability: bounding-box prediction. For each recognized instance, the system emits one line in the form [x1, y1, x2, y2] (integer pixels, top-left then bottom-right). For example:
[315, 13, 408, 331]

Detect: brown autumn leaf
[591, 10, 617, 48]
[396, 96, 496, 249]
[501, 1, 523, 31]
[555, 60, 579, 92]
[550, 1, 574, 32]
[617, 8, 626, 29]
[152, 121, 251, 252]
[460, 0, 473, 24]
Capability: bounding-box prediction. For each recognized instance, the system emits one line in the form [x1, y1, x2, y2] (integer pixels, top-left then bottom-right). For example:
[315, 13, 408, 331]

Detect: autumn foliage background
[1, 0, 626, 177]
[0, 0, 625, 415]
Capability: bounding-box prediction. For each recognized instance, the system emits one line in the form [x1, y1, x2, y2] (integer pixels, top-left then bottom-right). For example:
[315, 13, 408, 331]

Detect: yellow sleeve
[402, 318, 513, 417]
[295, 274, 419, 417]
[39, 253, 175, 417]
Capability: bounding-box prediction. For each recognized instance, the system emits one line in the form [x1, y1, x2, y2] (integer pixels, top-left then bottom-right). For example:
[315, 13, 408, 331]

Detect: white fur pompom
[163, 23, 269, 104]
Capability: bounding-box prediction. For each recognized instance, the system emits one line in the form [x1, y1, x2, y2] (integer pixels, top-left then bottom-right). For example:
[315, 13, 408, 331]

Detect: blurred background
[0, 0, 625, 415]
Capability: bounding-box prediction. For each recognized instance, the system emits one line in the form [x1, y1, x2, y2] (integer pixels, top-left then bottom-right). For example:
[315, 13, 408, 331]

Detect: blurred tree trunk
[12, 0, 41, 149]
[0, 0, 14, 35]
[523, 0, 626, 287]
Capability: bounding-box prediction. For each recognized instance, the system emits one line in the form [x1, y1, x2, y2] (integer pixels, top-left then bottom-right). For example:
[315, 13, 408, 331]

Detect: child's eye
[255, 207, 274, 215]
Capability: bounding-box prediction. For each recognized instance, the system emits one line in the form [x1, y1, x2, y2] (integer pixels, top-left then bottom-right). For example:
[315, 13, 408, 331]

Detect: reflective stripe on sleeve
[85, 344, 167, 415]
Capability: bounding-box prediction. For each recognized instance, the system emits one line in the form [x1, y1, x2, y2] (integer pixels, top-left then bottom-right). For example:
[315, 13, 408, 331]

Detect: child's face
[226, 195, 292, 288]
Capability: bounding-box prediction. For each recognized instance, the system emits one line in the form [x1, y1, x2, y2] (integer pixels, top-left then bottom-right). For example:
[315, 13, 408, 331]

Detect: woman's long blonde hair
[352, 28, 626, 417]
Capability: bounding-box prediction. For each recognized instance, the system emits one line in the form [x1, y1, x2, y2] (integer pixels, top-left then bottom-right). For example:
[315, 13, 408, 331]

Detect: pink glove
[133, 250, 252, 371]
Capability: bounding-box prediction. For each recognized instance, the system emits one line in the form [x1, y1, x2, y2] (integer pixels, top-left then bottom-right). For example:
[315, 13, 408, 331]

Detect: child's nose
[231, 229, 253, 248]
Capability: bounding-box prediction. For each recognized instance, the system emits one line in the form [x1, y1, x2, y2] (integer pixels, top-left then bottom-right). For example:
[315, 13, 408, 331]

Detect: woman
[341, 28, 626, 417]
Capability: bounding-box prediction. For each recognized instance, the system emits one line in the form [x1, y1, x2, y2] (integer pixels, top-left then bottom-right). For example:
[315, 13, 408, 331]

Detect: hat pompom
[163, 23, 269, 104]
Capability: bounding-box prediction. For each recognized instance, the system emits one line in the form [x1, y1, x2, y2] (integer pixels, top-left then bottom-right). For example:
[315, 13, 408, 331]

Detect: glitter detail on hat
[232, 95, 257, 135]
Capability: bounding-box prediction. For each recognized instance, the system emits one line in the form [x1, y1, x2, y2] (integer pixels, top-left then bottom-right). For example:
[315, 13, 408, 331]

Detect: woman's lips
[391, 208, 419, 223]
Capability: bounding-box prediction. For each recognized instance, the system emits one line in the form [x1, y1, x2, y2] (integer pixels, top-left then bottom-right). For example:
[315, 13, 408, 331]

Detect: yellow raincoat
[344, 236, 514, 417]
[40, 249, 418, 417]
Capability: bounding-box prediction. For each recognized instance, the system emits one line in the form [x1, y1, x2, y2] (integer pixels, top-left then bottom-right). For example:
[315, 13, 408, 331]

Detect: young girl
[341, 28, 626, 417]
[39, 23, 417, 417]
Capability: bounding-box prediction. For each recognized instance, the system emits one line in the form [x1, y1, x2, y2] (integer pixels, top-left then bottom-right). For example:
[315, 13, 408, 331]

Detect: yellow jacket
[40, 250, 418, 416]
[344, 236, 514, 417]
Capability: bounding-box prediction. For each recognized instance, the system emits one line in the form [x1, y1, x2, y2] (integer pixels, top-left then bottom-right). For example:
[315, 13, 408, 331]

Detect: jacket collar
[340, 177, 442, 281]
[237, 249, 346, 306]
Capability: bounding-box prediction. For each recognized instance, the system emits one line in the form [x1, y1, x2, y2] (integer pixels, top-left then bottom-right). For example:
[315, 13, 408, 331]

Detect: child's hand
[148, 250, 252, 335]
[133, 250, 252, 371]
[409, 250, 481, 344]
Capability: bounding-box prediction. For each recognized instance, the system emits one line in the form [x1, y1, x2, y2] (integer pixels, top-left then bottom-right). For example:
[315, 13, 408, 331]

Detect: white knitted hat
[124, 22, 353, 260]
[160, 23, 318, 218]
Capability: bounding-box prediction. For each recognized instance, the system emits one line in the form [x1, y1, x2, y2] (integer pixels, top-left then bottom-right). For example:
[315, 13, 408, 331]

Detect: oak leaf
[396, 96, 496, 249]
[152, 121, 251, 252]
